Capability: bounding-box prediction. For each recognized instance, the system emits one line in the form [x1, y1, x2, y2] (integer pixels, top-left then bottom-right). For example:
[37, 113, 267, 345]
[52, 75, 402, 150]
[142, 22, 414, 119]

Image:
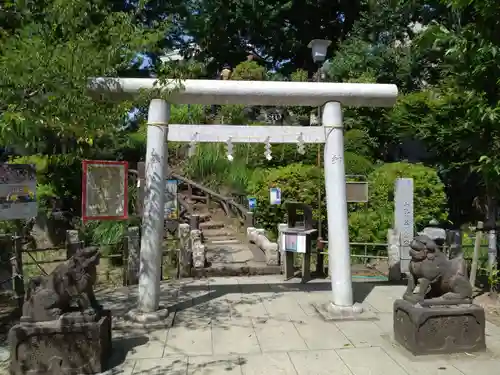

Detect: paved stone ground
[29, 276, 493, 374]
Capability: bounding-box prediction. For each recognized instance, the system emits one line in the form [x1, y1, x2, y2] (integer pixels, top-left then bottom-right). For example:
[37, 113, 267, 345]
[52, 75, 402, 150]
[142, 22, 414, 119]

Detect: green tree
[178, 0, 366, 75]
[0, 0, 168, 155]
[388, 0, 500, 224]
[0, 0, 169, 219]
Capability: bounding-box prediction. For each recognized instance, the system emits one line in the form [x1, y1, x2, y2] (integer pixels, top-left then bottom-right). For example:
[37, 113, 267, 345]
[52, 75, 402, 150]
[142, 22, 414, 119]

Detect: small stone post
[245, 212, 255, 229]
[387, 228, 401, 282]
[178, 223, 191, 276]
[446, 230, 462, 259]
[277, 223, 287, 272]
[124, 226, 140, 286]
[315, 238, 325, 276]
[66, 230, 81, 259]
[190, 214, 201, 230]
[191, 229, 206, 268]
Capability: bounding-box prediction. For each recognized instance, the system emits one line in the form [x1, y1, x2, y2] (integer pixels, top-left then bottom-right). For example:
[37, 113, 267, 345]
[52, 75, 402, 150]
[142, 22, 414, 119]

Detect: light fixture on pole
[307, 39, 332, 64]
[309, 39, 331, 276]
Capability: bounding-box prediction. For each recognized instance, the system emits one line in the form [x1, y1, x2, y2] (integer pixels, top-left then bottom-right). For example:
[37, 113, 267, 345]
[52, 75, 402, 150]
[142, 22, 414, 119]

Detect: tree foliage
[3, 0, 500, 254]
[0, 0, 168, 154]
[178, 0, 365, 75]
[349, 162, 448, 242]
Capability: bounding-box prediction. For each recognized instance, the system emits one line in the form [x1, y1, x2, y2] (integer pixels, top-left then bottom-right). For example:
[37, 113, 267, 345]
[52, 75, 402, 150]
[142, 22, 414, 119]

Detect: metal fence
[318, 238, 491, 265]
[317, 239, 388, 263]
[0, 230, 180, 307]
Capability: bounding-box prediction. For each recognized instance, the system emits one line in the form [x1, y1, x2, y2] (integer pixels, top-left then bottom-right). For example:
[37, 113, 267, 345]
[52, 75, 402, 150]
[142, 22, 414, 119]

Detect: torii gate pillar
[323, 102, 357, 310]
[137, 99, 170, 314]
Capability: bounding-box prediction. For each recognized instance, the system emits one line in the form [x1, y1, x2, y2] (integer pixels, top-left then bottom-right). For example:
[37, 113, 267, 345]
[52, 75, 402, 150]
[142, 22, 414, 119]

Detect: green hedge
[349, 162, 448, 242]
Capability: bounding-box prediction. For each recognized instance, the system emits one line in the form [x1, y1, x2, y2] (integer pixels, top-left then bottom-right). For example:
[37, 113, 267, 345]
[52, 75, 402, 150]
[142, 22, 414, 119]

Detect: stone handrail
[247, 227, 279, 266]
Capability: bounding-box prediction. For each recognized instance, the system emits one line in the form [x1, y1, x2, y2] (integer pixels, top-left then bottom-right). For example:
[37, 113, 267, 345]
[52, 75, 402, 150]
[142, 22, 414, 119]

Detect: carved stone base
[393, 299, 486, 355]
[9, 309, 112, 375]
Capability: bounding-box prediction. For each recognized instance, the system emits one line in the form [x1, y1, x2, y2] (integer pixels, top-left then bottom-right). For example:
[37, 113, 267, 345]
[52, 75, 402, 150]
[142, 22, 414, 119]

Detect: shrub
[246, 153, 374, 236]
[349, 162, 448, 242]
[344, 152, 374, 176]
[248, 164, 326, 235]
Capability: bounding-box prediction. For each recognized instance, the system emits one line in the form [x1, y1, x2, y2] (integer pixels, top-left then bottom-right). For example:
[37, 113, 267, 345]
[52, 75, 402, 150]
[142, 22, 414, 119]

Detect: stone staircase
[185, 205, 280, 277]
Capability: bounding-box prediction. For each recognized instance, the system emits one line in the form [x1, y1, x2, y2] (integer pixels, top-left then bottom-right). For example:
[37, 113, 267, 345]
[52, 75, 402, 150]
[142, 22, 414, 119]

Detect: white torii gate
[90, 78, 398, 321]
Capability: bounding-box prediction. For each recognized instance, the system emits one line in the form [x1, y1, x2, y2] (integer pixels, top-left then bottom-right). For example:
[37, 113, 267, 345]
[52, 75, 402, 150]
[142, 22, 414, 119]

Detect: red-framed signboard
[82, 160, 128, 222]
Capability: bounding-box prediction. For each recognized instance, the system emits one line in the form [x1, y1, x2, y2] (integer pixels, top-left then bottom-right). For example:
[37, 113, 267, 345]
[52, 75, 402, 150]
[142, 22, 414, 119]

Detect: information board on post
[269, 187, 281, 205]
[0, 164, 37, 220]
[248, 197, 257, 210]
[394, 178, 414, 273]
[281, 232, 307, 254]
[82, 160, 128, 221]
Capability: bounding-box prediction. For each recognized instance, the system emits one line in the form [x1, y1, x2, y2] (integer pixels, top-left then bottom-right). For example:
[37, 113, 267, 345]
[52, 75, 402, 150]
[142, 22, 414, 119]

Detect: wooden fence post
[11, 235, 24, 310]
[66, 230, 81, 259]
[124, 226, 140, 286]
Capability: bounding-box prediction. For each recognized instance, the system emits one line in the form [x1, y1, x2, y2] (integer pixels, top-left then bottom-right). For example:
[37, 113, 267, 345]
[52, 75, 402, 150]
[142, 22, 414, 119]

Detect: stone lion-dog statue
[404, 235, 473, 305]
[22, 246, 102, 321]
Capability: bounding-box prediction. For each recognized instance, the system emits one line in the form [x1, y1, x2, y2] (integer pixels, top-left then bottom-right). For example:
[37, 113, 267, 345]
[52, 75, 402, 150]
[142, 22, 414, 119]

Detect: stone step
[188, 264, 281, 278]
[205, 243, 251, 251]
[195, 212, 212, 222]
[206, 246, 254, 263]
[206, 239, 241, 245]
[200, 221, 225, 230]
[202, 228, 236, 238]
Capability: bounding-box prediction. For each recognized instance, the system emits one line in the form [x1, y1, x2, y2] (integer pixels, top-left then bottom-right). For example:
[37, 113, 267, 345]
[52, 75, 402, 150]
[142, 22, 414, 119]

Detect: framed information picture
[82, 160, 128, 221]
[282, 232, 307, 254]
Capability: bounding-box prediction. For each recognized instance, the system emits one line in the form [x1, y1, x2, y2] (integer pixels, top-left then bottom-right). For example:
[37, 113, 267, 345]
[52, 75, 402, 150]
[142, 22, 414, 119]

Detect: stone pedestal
[393, 299, 486, 355]
[9, 310, 112, 375]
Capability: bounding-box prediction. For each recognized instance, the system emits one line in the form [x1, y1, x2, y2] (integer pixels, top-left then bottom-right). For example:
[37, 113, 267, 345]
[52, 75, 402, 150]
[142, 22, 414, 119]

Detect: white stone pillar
[322, 101, 354, 308]
[138, 99, 169, 312]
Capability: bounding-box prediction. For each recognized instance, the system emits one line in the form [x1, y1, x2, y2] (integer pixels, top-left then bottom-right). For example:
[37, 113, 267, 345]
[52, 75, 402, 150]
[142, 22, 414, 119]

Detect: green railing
[318, 239, 388, 263]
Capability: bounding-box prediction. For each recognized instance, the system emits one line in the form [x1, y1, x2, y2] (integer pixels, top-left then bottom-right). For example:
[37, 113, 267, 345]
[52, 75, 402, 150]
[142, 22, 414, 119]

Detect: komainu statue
[22, 246, 102, 321]
[9, 246, 112, 375]
[393, 234, 485, 356]
[404, 235, 473, 305]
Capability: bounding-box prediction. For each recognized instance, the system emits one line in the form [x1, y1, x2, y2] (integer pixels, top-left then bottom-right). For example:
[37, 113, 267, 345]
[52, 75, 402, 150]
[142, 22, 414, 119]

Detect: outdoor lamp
[308, 39, 332, 63]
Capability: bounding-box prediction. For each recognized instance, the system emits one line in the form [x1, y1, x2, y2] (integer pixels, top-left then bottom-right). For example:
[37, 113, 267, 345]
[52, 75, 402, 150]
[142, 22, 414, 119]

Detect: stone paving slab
[35, 275, 500, 375]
